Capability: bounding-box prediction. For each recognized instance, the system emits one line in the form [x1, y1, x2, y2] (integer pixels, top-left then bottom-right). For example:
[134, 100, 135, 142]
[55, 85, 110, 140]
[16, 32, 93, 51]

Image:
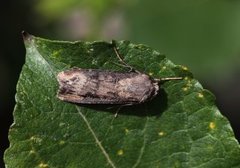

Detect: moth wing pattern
[57, 68, 159, 104]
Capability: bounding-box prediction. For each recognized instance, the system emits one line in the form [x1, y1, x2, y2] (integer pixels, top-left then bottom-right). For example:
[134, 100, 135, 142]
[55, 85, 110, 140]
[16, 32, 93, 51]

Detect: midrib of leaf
[76, 106, 117, 168]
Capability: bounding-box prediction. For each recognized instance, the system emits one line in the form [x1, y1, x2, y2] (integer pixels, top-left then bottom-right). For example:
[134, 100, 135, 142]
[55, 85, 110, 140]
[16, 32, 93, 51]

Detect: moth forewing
[57, 68, 159, 105]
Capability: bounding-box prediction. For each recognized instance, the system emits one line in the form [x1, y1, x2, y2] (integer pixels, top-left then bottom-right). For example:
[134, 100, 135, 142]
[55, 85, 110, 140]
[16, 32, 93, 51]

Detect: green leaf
[4, 33, 240, 168]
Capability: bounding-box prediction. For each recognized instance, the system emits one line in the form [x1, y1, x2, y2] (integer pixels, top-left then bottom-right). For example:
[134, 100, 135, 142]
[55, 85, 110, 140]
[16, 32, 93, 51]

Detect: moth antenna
[155, 77, 183, 82]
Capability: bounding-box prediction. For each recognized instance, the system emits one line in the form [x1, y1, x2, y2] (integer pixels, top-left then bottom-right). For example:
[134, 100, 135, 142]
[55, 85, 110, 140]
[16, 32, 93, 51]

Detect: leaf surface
[4, 33, 240, 168]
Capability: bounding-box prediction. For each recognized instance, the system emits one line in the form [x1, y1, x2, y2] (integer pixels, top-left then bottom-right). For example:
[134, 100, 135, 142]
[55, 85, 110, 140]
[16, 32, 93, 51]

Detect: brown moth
[57, 69, 161, 104]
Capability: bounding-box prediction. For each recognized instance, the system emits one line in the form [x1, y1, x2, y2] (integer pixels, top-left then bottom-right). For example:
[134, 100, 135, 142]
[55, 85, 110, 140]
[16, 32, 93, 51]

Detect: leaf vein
[76, 107, 116, 168]
[132, 117, 149, 168]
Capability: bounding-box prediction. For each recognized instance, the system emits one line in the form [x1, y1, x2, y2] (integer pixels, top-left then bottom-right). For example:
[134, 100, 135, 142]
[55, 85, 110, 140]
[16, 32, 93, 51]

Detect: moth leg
[112, 41, 140, 73]
[114, 103, 135, 118]
[114, 106, 122, 118]
[106, 106, 123, 118]
[140, 95, 149, 103]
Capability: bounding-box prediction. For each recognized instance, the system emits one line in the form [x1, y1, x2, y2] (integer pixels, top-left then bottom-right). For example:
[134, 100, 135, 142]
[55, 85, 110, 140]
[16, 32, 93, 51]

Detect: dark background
[1, 0, 240, 167]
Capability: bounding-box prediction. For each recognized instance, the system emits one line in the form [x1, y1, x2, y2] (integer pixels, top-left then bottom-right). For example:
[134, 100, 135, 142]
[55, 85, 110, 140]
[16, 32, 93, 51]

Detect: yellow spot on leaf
[59, 140, 65, 145]
[182, 66, 188, 71]
[184, 77, 188, 80]
[162, 66, 166, 70]
[39, 162, 48, 168]
[52, 50, 61, 58]
[198, 93, 204, 98]
[30, 136, 42, 143]
[183, 87, 188, 91]
[149, 72, 153, 76]
[158, 131, 165, 136]
[186, 80, 192, 87]
[117, 149, 124, 156]
[209, 122, 216, 129]
[29, 150, 35, 154]
[125, 128, 129, 134]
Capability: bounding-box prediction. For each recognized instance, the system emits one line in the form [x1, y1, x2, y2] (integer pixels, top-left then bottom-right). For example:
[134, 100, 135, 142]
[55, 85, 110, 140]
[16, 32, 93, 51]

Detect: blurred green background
[1, 0, 240, 167]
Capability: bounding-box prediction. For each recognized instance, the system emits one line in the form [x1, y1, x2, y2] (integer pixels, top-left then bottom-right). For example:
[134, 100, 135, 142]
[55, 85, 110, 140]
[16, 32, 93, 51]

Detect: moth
[57, 45, 182, 106]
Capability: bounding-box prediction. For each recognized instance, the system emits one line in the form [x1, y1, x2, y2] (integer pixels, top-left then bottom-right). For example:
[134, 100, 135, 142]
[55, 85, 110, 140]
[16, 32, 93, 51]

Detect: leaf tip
[21, 31, 33, 42]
